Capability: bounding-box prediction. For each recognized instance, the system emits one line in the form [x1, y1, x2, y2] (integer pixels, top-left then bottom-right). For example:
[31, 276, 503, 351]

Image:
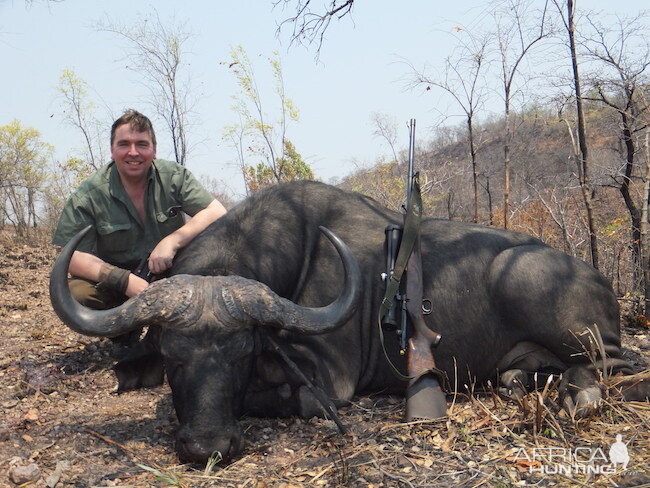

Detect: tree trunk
[447, 191, 455, 220]
[642, 133, 650, 315]
[619, 113, 642, 288]
[28, 187, 37, 229]
[485, 176, 494, 226]
[468, 117, 479, 223]
[503, 101, 511, 229]
[568, 0, 599, 269]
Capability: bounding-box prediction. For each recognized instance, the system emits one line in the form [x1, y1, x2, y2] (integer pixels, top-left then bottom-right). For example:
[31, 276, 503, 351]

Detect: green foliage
[137, 463, 188, 487]
[277, 139, 314, 180]
[64, 157, 94, 182]
[0, 120, 52, 235]
[244, 139, 313, 192]
[602, 218, 627, 238]
[39, 157, 99, 234]
[57, 69, 95, 114]
[56, 69, 105, 170]
[224, 45, 314, 194]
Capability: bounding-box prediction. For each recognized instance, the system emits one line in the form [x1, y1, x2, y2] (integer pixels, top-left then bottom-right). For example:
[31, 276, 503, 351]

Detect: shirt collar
[107, 160, 156, 197]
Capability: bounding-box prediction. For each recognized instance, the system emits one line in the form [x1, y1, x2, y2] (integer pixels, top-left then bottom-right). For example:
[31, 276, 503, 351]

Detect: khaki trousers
[68, 277, 127, 309]
[68, 277, 141, 345]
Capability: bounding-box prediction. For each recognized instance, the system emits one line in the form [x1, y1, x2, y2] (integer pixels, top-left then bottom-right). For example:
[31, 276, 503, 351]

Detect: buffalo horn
[49, 226, 168, 338]
[221, 226, 361, 334]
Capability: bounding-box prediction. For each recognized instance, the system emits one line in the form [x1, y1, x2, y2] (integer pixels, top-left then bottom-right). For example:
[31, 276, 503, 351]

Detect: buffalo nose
[175, 428, 242, 465]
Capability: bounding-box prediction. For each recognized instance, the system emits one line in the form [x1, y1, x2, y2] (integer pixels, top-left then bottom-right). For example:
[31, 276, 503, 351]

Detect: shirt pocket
[96, 221, 134, 255]
[156, 208, 185, 238]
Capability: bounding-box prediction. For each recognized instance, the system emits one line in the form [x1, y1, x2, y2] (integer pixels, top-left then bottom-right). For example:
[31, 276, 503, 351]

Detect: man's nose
[127, 143, 139, 155]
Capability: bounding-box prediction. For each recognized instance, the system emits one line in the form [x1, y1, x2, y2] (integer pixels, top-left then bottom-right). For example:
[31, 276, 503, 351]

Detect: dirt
[1, 230, 649, 488]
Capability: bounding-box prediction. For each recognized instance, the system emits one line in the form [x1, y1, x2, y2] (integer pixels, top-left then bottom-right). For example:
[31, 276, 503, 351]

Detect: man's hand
[126, 274, 150, 297]
[147, 199, 227, 275]
[148, 234, 181, 274]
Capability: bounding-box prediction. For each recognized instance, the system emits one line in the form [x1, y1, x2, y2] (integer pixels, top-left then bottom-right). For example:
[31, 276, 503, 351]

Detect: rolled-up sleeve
[52, 194, 97, 253]
[175, 167, 215, 216]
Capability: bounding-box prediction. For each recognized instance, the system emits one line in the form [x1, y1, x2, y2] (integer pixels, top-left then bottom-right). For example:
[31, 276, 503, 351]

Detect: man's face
[111, 123, 156, 182]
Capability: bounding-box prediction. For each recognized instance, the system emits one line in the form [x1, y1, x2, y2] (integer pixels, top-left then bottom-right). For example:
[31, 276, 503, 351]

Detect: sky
[1, 0, 648, 198]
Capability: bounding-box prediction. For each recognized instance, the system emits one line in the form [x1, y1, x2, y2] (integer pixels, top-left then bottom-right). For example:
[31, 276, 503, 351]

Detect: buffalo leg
[114, 327, 165, 392]
[497, 341, 565, 399]
[488, 246, 638, 415]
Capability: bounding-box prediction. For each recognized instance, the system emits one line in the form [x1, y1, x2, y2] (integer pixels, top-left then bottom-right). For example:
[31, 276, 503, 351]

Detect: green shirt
[53, 159, 214, 270]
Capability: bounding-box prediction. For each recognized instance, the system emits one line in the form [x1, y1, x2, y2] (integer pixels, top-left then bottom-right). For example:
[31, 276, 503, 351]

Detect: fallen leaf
[23, 409, 39, 422]
[506, 456, 541, 473]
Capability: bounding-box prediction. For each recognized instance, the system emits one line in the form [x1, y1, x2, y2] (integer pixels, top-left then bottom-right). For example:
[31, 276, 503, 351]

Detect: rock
[23, 364, 61, 394]
[23, 408, 39, 423]
[8, 460, 41, 485]
[44, 461, 68, 488]
[0, 423, 11, 441]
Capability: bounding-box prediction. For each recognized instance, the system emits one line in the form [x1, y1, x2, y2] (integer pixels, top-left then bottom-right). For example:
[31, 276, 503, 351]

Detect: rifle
[380, 119, 447, 420]
[134, 254, 154, 282]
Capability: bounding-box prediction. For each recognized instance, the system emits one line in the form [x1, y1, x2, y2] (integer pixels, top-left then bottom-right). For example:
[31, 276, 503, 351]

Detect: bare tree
[409, 30, 490, 223]
[56, 69, 107, 171]
[491, 0, 552, 229]
[551, 0, 601, 269]
[370, 112, 400, 163]
[98, 11, 195, 165]
[581, 11, 650, 290]
[274, 0, 354, 54]
[224, 46, 313, 194]
[478, 173, 496, 226]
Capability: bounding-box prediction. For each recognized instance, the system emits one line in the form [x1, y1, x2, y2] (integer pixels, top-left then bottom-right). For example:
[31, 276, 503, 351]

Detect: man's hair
[110, 109, 157, 147]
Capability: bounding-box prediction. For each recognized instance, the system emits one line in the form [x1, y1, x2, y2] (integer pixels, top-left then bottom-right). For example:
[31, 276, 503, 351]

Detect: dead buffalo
[50, 180, 648, 464]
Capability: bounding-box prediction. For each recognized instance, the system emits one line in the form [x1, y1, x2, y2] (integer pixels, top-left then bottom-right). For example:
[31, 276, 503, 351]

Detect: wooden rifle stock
[404, 236, 447, 420]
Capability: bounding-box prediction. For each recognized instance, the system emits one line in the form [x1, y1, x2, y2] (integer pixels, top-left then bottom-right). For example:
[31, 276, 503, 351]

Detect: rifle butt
[406, 373, 447, 420]
[405, 334, 447, 420]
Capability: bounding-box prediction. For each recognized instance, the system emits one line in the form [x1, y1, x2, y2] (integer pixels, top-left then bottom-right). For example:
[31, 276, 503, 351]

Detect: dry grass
[86, 375, 648, 487]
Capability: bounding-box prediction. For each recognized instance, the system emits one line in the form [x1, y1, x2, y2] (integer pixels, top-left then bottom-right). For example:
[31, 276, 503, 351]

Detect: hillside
[340, 105, 645, 297]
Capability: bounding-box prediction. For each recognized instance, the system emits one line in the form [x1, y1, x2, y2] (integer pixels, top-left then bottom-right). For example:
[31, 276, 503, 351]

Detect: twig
[371, 460, 416, 488]
[86, 429, 160, 469]
[473, 397, 518, 437]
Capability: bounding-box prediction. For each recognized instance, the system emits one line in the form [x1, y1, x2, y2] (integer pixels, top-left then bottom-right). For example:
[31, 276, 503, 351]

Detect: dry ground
[1, 230, 649, 488]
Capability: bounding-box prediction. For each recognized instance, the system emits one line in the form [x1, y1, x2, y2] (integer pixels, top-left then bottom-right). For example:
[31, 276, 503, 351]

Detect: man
[53, 109, 227, 322]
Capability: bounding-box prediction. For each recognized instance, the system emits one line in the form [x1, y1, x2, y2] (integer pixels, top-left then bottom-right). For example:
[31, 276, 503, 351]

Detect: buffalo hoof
[499, 369, 529, 400]
[297, 385, 323, 418]
[559, 366, 603, 418]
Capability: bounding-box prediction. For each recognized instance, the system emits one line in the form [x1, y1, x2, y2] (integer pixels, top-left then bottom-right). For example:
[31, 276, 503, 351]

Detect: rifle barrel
[407, 119, 416, 209]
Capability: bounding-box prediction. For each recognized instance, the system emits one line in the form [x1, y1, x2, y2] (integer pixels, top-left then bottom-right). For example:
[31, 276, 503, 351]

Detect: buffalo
[50, 180, 648, 464]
